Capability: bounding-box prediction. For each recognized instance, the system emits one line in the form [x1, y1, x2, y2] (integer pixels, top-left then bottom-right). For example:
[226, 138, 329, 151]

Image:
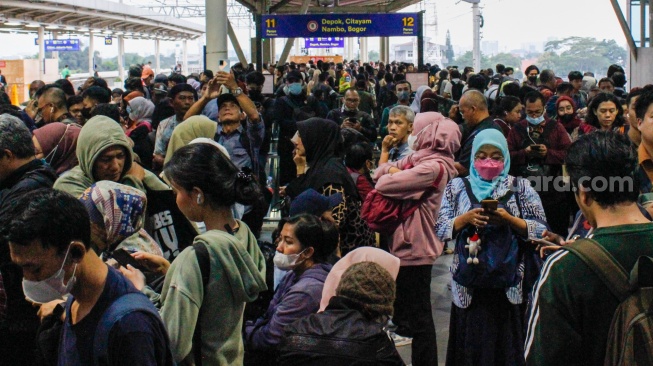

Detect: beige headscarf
[164, 115, 218, 164]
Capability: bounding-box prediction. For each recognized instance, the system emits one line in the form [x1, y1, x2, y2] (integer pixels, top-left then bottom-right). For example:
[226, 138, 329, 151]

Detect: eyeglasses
[345, 98, 360, 103]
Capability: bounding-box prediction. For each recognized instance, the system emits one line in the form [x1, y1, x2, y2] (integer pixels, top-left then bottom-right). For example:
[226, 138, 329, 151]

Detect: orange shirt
[638, 143, 653, 185]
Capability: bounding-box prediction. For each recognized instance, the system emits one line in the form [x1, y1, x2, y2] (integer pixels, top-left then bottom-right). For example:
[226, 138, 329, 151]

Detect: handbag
[361, 163, 444, 235]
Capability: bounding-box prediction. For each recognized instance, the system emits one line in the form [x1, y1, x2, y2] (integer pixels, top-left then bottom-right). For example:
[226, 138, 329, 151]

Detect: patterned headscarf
[79, 181, 147, 249]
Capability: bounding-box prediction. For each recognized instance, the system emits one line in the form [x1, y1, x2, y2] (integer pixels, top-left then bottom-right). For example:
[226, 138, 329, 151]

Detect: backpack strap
[564, 238, 631, 301]
[192, 242, 211, 366]
[93, 292, 161, 366]
[461, 177, 478, 205]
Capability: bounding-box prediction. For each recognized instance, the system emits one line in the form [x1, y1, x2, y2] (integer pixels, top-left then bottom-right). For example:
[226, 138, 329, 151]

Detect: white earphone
[197, 194, 202, 205]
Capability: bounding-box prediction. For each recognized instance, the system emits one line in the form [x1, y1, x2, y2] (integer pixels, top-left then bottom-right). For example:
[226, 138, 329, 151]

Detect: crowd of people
[0, 57, 652, 366]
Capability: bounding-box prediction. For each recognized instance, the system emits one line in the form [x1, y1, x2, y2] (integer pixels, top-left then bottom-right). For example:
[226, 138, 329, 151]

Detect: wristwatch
[231, 87, 243, 97]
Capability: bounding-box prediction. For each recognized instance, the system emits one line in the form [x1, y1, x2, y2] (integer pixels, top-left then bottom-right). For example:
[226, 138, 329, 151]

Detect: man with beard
[272, 70, 326, 185]
[326, 89, 377, 143]
[80, 86, 111, 125]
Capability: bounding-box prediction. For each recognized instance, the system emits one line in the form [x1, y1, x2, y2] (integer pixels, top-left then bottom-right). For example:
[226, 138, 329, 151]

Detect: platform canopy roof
[0, 0, 204, 40]
[258, 0, 422, 14]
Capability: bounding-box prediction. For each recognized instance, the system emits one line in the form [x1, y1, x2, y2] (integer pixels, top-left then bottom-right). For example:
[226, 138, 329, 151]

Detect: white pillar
[472, 2, 481, 72]
[294, 38, 302, 56]
[360, 37, 367, 63]
[182, 39, 188, 74]
[155, 39, 161, 74]
[206, 0, 228, 71]
[52, 31, 59, 74]
[117, 35, 125, 84]
[38, 26, 45, 80]
[88, 32, 95, 75]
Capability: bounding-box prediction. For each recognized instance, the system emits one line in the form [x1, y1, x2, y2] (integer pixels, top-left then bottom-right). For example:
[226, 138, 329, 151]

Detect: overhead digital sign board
[262, 13, 419, 38]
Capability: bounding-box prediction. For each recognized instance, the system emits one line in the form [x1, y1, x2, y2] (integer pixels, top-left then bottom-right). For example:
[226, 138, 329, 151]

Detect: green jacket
[525, 223, 653, 365]
[159, 221, 267, 365]
[54, 115, 167, 197]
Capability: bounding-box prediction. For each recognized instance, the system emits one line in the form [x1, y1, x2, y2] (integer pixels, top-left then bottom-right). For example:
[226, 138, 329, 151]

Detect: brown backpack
[565, 239, 653, 366]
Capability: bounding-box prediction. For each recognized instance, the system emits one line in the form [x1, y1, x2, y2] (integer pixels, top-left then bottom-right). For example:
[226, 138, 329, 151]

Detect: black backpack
[451, 81, 465, 102]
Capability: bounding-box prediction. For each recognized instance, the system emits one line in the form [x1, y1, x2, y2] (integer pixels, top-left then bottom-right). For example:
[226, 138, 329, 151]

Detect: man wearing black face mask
[523, 65, 540, 89]
[81, 86, 111, 125]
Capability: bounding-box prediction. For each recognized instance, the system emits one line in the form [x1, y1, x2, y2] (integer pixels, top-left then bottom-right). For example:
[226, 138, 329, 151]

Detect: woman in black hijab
[285, 118, 375, 255]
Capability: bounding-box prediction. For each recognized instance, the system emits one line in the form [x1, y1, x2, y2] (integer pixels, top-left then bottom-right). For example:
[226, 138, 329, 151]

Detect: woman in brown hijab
[32, 122, 81, 176]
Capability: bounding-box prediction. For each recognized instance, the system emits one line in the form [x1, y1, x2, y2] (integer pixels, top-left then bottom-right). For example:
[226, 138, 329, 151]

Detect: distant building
[481, 40, 499, 56]
[393, 40, 446, 66]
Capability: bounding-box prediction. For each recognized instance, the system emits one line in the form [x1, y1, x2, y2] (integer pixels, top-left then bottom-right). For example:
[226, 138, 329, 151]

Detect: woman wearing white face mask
[244, 214, 338, 365]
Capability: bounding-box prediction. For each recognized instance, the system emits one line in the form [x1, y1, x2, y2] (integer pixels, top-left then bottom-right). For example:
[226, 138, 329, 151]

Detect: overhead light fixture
[79, 27, 89, 32]
[66, 26, 76, 31]
[25, 23, 40, 28]
[4, 21, 22, 26]
[46, 24, 59, 29]
[103, 30, 113, 35]
[114, 31, 123, 35]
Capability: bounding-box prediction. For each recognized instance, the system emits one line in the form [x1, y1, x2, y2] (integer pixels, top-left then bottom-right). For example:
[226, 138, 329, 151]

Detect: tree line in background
[449, 37, 627, 79]
[30, 47, 177, 74]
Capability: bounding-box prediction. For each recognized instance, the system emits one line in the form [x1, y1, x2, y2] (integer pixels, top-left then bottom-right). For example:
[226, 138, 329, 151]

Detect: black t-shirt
[455, 116, 501, 176]
[60, 266, 172, 366]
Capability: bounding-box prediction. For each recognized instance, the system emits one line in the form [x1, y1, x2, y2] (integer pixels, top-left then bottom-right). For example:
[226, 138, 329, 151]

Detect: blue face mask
[288, 82, 303, 96]
[397, 91, 410, 101]
[526, 114, 545, 125]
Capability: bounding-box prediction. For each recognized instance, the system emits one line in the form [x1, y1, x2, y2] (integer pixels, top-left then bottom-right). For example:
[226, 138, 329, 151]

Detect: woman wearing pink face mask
[435, 128, 547, 366]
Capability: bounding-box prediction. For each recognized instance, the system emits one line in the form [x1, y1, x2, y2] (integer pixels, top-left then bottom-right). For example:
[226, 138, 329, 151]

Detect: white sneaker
[390, 332, 413, 347]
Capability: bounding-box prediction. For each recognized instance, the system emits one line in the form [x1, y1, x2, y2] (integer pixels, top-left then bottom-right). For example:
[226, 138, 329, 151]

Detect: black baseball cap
[217, 93, 241, 109]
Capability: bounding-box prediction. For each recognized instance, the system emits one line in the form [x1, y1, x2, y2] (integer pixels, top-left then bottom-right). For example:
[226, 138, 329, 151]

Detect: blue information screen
[262, 13, 418, 38]
[44, 39, 80, 52]
[305, 37, 345, 48]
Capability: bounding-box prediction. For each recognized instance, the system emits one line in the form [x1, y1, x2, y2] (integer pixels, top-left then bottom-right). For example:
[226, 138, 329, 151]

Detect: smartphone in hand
[111, 249, 146, 271]
[481, 199, 498, 211]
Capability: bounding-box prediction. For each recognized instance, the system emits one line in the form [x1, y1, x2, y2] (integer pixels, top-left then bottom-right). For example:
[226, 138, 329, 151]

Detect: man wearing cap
[485, 75, 503, 101]
[273, 70, 327, 185]
[151, 83, 168, 106]
[152, 84, 197, 170]
[142, 67, 154, 91]
[184, 71, 263, 175]
[289, 188, 343, 223]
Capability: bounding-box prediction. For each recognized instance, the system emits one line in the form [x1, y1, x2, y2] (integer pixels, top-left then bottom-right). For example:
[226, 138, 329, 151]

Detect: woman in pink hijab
[32, 122, 81, 176]
[319, 247, 400, 312]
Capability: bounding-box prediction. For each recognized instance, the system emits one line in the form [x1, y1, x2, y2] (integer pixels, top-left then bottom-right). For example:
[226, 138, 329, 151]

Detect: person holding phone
[325, 89, 378, 143]
[436, 129, 547, 366]
[507, 91, 572, 237]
